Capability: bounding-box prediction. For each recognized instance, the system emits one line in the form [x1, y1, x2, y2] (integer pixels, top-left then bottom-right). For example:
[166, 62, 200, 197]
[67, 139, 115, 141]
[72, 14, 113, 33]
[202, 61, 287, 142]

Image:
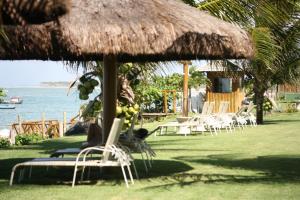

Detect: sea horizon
[0, 87, 88, 129]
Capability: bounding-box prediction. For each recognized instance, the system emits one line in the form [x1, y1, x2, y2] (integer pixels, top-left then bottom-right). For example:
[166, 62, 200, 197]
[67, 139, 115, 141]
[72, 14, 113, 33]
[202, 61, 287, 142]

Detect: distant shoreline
[3, 81, 76, 89]
[4, 86, 75, 89]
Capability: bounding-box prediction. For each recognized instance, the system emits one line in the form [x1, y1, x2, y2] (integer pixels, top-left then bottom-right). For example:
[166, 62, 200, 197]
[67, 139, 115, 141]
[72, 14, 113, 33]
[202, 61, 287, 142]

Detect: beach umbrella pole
[102, 55, 117, 143]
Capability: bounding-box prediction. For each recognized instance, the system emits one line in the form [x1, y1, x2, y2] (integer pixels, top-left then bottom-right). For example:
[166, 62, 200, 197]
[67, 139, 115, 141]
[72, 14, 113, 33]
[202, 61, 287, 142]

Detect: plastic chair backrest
[222, 101, 229, 113]
[236, 105, 247, 116]
[201, 101, 209, 115]
[102, 118, 125, 162]
[207, 102, 215, 114]
[218, 101, 225, 113]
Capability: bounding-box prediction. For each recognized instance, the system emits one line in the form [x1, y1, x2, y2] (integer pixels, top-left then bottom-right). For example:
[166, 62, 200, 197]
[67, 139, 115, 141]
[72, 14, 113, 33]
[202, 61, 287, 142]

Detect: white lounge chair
[10, 118, 136, 188]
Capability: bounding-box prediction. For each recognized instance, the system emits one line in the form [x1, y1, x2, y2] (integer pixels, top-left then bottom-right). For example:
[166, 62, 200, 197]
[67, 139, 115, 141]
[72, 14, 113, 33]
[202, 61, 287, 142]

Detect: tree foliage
[0, 88, 6, 103]
[191, 0, 300, 124]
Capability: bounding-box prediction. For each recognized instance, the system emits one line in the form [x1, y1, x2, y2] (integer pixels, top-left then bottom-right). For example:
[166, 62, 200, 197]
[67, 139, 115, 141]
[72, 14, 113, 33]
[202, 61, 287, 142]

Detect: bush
[0, 138, 10, 148]
[15, 133, 43, 146]
[263, 98, 273, 112]
[286, 103, 298, 113]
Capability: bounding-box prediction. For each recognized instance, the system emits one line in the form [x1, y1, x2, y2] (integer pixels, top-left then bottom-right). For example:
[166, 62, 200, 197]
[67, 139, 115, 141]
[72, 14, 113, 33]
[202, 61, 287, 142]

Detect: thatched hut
[197, 64, 245, 113]
[0, 0, 254, 142]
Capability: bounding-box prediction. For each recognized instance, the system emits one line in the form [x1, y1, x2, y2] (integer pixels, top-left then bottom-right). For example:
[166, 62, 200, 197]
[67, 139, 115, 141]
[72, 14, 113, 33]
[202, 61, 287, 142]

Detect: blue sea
[0, 88, 87, 129]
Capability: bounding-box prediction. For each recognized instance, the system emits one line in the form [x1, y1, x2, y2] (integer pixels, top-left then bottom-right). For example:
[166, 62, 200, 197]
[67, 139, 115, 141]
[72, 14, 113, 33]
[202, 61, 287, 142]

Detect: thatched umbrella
[0, 0, 254, 142]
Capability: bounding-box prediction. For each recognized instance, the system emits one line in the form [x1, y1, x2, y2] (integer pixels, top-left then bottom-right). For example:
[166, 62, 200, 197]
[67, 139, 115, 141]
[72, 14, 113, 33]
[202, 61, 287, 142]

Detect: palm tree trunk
[254, 80, 266, 125]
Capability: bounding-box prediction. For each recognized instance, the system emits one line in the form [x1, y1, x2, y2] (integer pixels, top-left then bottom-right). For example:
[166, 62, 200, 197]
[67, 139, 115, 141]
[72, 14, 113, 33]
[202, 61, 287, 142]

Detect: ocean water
[0, 88, 86, 129]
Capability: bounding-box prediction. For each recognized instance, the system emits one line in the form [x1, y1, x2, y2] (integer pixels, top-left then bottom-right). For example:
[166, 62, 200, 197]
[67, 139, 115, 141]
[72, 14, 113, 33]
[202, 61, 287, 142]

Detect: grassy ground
[0, 112, 300, 200]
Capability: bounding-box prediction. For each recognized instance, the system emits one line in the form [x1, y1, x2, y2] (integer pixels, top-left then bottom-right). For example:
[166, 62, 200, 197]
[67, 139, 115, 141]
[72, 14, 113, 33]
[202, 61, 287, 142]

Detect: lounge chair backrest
[246, 104, 256, 114]
[201, 101, 209, 115]
[236, 105, 247, 116]
[207, 102, 215, 114]
[222, 101, 229, 113]
[102, 118, 125, 162]
[248, 101, 254, 108]
[218, 101, 223, 113]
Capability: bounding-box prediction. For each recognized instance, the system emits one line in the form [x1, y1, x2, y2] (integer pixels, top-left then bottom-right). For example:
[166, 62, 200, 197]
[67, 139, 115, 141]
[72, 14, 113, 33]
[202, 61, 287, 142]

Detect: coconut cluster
[116, 104, 140, 128]
[263, 99, 273, 112]
[78, 76, 99, 100]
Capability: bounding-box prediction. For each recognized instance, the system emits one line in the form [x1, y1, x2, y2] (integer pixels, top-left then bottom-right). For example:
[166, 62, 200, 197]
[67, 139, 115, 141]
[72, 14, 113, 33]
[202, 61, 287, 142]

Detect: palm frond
[251, 27, 280, 70]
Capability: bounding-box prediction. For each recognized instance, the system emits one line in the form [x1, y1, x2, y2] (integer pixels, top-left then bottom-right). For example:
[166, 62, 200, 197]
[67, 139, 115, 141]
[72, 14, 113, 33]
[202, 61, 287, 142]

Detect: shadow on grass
[141, 154, 300, 190]
[1, 137, 84, 154]
[0, 158, 192, 187]
[263, 119, 300, 125]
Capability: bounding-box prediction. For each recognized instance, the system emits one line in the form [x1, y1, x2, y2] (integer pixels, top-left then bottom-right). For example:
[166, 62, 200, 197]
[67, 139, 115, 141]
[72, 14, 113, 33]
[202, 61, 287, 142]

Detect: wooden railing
[11, 120, 61, 138]
[207, 90, 245, 113]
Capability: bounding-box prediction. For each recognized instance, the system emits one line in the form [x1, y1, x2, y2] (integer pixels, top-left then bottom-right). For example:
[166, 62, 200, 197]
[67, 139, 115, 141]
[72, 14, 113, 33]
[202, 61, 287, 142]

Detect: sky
[0, 61, 81, 87]
[0, 60, 207, 88]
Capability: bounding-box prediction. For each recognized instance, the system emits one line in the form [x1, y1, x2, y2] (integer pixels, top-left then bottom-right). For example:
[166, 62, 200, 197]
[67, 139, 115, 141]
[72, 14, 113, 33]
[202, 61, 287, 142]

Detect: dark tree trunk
[254, 79, 266, 125]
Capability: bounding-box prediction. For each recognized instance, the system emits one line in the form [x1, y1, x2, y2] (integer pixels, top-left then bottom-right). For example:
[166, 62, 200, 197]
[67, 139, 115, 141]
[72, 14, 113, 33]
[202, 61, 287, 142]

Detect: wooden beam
[103, 55, 118, 144]
[181, 61, 191, 117]
[173, 91, 176, 113]
[163, 91, 168, 114]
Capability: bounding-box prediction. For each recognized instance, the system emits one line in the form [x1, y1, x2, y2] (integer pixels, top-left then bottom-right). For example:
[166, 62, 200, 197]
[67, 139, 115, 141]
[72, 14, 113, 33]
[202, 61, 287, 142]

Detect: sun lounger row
[157, 101, 257, 136]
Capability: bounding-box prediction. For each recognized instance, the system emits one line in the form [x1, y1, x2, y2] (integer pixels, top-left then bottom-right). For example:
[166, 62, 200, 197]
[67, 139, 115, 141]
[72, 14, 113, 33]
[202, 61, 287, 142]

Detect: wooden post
[163, 91, 168, 114]
[17, 115, 23, 134]
[103, 54, 118, 144]
[41, 112, 45, 138]
[63, 112, 67, 133]
[59, 122, 64, 137]
[180, 61, 191, 117]
[10, 127, 16, 145]
[173, 91, 176, 113]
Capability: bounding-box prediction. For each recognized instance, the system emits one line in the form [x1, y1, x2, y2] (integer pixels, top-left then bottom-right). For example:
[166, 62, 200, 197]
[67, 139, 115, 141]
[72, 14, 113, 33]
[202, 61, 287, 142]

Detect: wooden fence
[9, 111, 78, 139]
[11, 120, 61, 138]
[207, 90, 245, 113]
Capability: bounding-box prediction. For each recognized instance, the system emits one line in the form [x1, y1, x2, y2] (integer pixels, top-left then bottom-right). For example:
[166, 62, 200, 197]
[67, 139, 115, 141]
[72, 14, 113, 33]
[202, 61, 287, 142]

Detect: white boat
[9, 97, 23, 104]
[0, 104, 16, 109]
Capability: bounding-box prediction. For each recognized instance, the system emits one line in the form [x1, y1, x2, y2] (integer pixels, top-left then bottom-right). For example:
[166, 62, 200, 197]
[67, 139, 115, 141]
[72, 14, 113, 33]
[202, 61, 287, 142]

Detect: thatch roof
[1, 0, 71, 25]
[0, 0, 254, 62]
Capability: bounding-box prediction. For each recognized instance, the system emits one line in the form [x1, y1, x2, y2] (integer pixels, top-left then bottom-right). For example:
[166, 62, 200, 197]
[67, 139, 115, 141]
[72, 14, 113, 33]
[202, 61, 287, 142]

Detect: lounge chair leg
[10, 165, 18, 186]
[131, 161, 139, 179]
[28, 166, 32, 179]
[145, 151, 152, 168]
[121, 165, 129, 188]
[139, 146, 148, 173]
[87, 167, 91, 179]
[80, 166, 85, 181]
[18, 168, 24, 183]
[127, 165, 134, 185]
[213, 127, 217, 135]
[72, 165, 78, 187]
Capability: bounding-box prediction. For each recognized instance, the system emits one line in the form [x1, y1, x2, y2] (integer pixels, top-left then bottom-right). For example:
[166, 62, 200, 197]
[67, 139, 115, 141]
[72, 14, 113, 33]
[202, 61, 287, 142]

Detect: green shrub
[15, 133, 43, 146]
[263, 98, 273, 112]
[286, 103, 298, 113]
[0, 138, 10, 148]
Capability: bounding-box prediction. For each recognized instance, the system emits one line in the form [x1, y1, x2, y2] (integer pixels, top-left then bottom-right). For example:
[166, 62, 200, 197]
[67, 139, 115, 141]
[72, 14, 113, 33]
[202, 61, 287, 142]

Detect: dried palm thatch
[1, 0, 70, 25]
[0, 0, 254, 62]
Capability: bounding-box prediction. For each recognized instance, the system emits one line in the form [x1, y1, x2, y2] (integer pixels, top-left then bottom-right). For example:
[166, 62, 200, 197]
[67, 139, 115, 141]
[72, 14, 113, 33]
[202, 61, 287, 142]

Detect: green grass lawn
[0, 112, 300, 200]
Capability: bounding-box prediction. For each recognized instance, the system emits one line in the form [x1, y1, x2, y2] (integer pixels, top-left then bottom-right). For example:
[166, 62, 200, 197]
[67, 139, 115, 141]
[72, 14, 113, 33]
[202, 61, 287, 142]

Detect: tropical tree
[185, 0, 300, 124]
[0, 88, 6, 103]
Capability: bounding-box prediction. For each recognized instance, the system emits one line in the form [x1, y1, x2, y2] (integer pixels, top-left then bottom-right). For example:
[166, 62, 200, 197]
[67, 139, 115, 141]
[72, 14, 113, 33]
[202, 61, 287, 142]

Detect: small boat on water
[0, 96, 23, 104]
[0, 104, 16, 109]
[9, 96, 23, 104]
